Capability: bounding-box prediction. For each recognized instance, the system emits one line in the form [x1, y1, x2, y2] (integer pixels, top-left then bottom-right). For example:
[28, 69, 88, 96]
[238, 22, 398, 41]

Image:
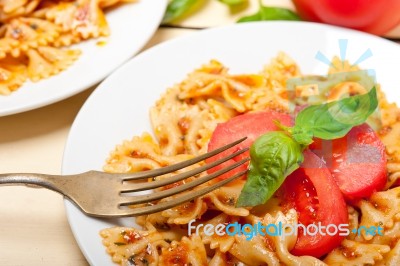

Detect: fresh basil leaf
[237, 13, 262, 23]
[162, 0, 198, 23]
[238, 3, 300, 23]
[219, 0, 246, 6]
[291, 127, 314, 146]
[294, 87, 378, 140]
[275, 120, 313, 146]
[236, 132, 303, 207]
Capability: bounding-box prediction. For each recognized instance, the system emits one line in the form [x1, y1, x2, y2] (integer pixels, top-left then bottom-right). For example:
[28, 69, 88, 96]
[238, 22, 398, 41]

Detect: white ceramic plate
[62, 22, 400, 265]
[0, 0, 166, 117]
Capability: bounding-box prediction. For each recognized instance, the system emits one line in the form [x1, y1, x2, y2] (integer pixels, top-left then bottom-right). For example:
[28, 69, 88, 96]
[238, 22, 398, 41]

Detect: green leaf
[237, 1, 300, 23]
[294, 87, 378, 140]
[162, 0, 198, 23]
[236, 132, 303, 207]
[291, 127, 314, 146]
[219, 0, 246, 6]
[237, 13, 262, 23]
[275, 120, 313, 146]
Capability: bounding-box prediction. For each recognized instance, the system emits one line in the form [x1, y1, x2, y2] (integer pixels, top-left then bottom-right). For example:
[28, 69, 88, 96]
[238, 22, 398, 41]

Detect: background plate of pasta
[63, 22, 400, 265]
[0, 0, 166, 116]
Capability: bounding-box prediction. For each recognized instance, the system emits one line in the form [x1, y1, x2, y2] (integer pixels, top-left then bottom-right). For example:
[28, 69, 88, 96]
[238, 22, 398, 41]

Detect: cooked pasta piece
[208, 250, 242, 266]
[328, 56, 360, 74]
[53, 32, 82, 47]
[261, 210, 327, 266]
[104, 133, 196, 173]
[150, 91, 199, 156]
[0, 0, 41, 22]
[26, 46, 80, 81]
[356, 187, 400, 242]
[379, 107, 400, 188]
[261, 51, 301, 87]
[0, 56, 27, 95]
[324, 239, 390, 265]
[228, 233, 280, 266]
[4, 17, 61, 57]
[160, 196, 208, 225]
[98, 0, 136, 8]
[198, 213, 237, 253]
[44, 0, 109, 39]
[0, 0, 28, 14]
[346, 206, 361, 241]
[159, 235, 208, 266]
[380, 239, 400, 266]
[203, 180, 249, 217]
[100, 223, 178, 266]
[0, 38, 19, 60]
[177, 60, 290, 113]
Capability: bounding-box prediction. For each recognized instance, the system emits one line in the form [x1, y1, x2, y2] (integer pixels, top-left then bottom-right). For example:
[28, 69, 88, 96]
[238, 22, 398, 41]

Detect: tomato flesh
[310, 123, 387, 200]
[281, 150, 348, 257]
[207, 111, 349, 257]
[293, 0, 400, 35]
[206, 111, 292, 180]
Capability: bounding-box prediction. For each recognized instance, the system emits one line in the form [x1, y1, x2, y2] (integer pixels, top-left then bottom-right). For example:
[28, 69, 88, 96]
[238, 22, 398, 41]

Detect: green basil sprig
[292, 87, 378, 145]
[237, 0, 300, 23]
[236, 87, 378, 207]
[219, 0, 247, 6]
[162, 0, 199, 24]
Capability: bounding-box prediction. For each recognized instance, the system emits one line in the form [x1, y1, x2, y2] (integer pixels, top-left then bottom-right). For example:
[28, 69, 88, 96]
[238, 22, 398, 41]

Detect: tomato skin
[292, 0, 320, 22]
[293, 0, 400, 35]
[310, 123, 387, 201]
[206, 111, 292, 180]
[281, 150, 348, 258]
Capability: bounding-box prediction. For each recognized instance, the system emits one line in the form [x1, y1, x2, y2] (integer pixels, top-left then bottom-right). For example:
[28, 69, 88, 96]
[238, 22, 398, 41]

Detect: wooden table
[0, 1, 399, 265]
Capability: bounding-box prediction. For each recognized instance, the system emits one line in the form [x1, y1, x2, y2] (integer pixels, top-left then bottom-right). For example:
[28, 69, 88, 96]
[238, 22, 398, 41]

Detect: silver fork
[0, 138, 249, 218]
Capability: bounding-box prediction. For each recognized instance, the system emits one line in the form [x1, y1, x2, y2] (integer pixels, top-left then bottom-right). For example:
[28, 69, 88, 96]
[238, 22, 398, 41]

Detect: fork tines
[120, 137, 247, 181]
[118, 137, 250, 217]
[120, 169, 248, 216]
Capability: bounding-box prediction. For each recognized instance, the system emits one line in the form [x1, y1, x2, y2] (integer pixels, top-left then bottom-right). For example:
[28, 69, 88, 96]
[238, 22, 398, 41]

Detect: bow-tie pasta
[0, 0, 135, 95]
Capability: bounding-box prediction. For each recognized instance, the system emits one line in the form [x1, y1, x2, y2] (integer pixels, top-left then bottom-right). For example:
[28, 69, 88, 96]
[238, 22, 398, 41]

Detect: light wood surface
[0, 1, 399, 265]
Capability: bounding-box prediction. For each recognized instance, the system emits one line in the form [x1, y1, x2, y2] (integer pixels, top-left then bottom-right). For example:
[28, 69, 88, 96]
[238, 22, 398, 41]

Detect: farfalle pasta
[101, 53, 400, 265]
[0, 0, 135, 95]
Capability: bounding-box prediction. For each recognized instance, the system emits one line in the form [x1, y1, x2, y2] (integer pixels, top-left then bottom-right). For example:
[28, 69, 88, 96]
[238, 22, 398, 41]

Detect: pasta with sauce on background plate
[0, 0, 134, 95]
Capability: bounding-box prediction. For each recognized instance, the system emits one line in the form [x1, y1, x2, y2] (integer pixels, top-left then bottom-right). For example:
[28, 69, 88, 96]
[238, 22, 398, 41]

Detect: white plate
[62, 22, 400, 265]
[0, 0, 166, 117]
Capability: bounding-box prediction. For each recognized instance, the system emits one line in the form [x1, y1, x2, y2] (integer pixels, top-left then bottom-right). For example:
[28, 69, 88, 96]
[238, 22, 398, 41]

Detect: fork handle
[0, 173, 67, 195]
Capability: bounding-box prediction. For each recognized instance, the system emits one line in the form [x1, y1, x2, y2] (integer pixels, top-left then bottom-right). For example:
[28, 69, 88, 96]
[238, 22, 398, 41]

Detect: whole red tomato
[293, 0, 400, 35]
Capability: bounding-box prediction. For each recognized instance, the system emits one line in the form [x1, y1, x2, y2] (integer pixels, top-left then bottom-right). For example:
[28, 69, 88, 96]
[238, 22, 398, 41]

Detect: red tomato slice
[293, 0, 400, 35]
[310, 123, 387, 201]
[281, 150, 348, 257]
[206, 111, 292, 179]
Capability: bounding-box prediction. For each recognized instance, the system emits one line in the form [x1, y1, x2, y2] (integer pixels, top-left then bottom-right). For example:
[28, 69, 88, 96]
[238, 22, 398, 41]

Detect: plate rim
[0, 0, 167, 117]
[62, 20, 400, 265]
